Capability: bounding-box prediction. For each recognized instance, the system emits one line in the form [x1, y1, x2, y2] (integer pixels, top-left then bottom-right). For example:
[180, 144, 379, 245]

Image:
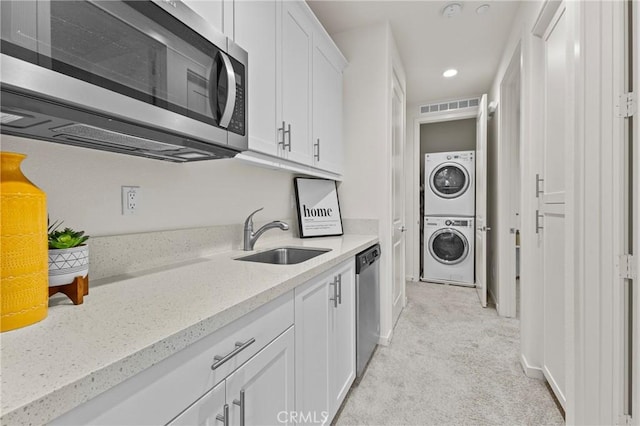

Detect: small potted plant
[48, 220, 90, 287]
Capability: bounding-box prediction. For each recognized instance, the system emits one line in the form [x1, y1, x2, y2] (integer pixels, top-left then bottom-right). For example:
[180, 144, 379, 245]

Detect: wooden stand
[49, 275, 89, 305]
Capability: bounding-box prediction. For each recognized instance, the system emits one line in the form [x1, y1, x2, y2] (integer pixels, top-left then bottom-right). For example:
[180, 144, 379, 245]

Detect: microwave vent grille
[51, 123, 179, 152]
[1, 111, 26, 125]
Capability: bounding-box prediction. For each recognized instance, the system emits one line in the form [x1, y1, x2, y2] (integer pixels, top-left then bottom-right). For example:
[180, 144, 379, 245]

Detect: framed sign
[294, 178, 343, 238]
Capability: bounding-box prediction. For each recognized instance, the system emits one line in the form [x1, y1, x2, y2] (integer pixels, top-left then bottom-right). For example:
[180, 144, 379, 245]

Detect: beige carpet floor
[336, 281, 564, 426]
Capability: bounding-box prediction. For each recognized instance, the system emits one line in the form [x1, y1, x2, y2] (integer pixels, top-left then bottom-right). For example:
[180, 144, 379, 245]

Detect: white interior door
[540, 4, 567, 409]
[632, 0, 640, 419]
[475, 94, 488, 307]
[391, 72, 406, 326]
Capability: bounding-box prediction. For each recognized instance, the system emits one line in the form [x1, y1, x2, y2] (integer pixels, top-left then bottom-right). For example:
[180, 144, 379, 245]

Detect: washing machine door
[429, 162, 470, 199]
[429, 228, 469, 265]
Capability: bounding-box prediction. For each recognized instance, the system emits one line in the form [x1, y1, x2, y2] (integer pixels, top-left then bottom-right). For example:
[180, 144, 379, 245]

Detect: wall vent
[419, 97, 480, 115]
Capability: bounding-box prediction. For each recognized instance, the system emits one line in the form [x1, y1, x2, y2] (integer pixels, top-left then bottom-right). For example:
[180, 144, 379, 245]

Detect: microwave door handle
[215, 51, 237, 129]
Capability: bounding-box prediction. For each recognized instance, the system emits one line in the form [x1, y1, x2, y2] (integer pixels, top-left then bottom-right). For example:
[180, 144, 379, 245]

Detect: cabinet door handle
[337, 274, 342, 305]
[233, 390, 245, 426]
[314, 138, 321, 161]
[211, 338, 256, 370]
[536, 173, 544, 198]
[278, 122, 284, 148]
[216, 403, 229, 426]
[535, 210, 544, 234]
[329, 278, 338, 308]
[279, 121, 291, 151]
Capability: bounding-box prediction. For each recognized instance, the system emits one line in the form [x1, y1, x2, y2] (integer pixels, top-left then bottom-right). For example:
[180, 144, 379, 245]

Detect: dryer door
[429, 162, 470, 199]
[429, 228, 469, 265]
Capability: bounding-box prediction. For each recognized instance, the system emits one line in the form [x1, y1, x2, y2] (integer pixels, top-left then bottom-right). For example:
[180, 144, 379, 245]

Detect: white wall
[333, 21, 406, 343]
[334, 24, 387, 222]
[1, 135, 295, 237]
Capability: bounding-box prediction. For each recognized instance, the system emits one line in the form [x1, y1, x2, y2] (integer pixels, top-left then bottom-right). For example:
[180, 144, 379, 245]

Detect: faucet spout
[243, 208, 289, 251]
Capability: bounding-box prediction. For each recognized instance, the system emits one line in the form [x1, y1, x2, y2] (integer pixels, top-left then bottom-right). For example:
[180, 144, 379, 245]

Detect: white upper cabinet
[312, 31, 345, 175]
[280, 1, 314, 165]
[234, 0, 280, 156]
[233, 0, 346, 178]
[182, 0, 233, 38]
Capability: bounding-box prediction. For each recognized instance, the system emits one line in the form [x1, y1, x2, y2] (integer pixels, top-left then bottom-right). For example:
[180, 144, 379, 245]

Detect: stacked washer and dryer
[422, 150, 475, 286]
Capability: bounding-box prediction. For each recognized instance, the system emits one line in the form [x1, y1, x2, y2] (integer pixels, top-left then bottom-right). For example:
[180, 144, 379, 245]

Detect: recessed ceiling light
[441, 3, 462, 18]
[476, 4, 491, 14]
[443, 69, 458, 78]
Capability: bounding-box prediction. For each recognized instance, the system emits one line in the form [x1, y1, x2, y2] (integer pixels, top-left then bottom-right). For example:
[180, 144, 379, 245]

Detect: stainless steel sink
[236, 247, 331, 265]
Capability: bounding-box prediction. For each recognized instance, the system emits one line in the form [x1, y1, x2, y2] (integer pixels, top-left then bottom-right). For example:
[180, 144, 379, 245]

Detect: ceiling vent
[419, 97, 480, 115]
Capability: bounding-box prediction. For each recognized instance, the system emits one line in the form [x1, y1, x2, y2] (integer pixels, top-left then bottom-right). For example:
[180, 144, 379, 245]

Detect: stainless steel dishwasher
[355, 244, 381, 380]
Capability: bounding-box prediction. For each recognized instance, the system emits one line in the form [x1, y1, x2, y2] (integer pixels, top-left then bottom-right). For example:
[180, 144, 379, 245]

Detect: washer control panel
[445, 219, 470, 227]
[426, 217, 474, 228]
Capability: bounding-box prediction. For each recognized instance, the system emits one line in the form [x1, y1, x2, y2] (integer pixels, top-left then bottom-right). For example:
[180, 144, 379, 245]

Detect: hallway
[336, 282, 564, 425]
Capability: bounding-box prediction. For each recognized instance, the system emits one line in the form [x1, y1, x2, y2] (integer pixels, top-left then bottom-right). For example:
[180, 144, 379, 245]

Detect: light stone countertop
[0, 234, 378, 425]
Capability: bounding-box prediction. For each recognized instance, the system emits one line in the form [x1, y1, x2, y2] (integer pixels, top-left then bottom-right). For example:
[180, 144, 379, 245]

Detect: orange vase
[1, 152, 48, 332]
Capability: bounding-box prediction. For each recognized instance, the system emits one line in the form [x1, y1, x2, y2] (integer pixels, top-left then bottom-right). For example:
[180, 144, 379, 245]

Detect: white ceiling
[306, 0, 522, 105]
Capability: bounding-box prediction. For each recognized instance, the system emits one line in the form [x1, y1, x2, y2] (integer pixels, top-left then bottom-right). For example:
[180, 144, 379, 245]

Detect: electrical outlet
[121, 186, 140, 215]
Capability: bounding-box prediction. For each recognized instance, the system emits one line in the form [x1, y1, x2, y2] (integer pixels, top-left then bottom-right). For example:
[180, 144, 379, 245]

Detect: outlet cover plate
[122, 186, 140, 215]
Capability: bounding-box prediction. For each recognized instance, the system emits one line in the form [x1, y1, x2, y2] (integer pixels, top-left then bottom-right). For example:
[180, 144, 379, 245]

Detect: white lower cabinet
[329, 261, 356, 414]
[50, 292, 294, 426]
[50, 258, 358, 426]
[295, 258, 356, 425]
[227, 328, 295, 425]
[169, 380, 226, 426]
[170, 327, 295, 426]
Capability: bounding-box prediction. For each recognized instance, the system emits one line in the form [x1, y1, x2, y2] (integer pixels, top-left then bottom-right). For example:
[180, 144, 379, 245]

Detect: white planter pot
[48, 245, 89, 287]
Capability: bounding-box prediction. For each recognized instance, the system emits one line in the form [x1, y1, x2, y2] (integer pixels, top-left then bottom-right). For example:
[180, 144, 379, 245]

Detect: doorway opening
[418, 118, 477, 279]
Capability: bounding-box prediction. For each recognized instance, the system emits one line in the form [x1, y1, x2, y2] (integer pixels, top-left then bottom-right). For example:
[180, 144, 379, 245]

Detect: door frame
[496, 43, 522, 318]
[410, 108, 478, 283]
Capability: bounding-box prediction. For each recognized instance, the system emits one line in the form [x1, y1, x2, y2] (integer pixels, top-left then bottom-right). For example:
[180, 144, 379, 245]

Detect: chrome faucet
[243, 208, 289, 251]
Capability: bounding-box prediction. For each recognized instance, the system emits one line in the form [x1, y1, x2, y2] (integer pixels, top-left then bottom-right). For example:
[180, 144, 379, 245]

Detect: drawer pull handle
[211, 338, 256, 370]
[337, 274, 342, 305]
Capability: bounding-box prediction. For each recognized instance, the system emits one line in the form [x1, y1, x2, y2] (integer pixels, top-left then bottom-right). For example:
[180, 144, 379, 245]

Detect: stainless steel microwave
[0, 0, 247, 162]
